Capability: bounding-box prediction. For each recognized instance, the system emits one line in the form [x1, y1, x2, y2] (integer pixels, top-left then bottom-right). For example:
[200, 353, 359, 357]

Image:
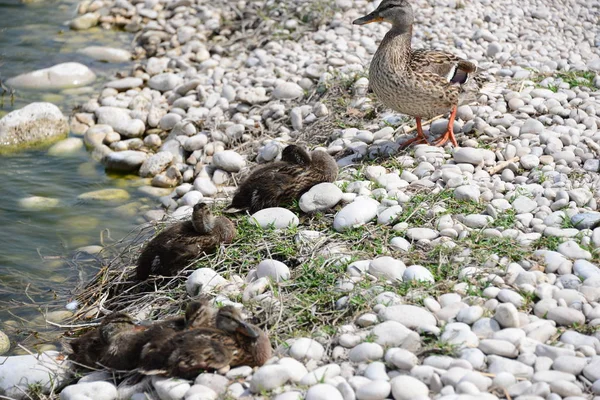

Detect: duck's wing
[410, 50, 477, 84]
[166, 335, 233, 379]
[227, 164, 300, 213]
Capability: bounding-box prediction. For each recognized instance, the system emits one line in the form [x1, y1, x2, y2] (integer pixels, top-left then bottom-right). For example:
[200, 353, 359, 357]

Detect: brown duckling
[136, 202, 236, 280]
[139, 306, 272, 379]
[137, 297, 218, 367]
[98, 313, 151, 371]
[67, 312, 138, 370]
[225, 144, 338, 214]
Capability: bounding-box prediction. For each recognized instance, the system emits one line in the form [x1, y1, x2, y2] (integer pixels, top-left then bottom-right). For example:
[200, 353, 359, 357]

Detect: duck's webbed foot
[399, 117, 431, 148]
[432, 106, 458, 147]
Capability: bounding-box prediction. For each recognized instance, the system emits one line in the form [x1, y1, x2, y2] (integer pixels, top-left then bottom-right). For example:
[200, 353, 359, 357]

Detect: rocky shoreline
[2, 0, 600, 399]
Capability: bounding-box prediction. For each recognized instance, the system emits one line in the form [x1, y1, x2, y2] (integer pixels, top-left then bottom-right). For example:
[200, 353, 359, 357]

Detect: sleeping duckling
[98, 313, 150, 371]
[136, 202, 236, 280]
[225, 144, 338, 214]
[139, 306, 272, 379]
[136, 297, 218, 367]
[67, 312, 138, 370]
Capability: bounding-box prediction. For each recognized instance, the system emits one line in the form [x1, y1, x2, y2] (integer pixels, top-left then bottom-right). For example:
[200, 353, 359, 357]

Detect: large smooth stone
[6, 62, 96, 90]
[77, 46, 132, 63]
[250, 208, 299, 229]
[0, 351, 69, 399]
[0, 102, 68, 148]
[95, 107, 145, 137]
[333, 197, 379, 231]
[102, 150, 148, 172]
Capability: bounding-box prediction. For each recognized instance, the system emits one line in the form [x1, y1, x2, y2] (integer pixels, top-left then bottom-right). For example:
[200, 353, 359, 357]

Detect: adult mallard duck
[139, 305, 272, 379]
[353, 0, 488, 147]
[225, 144, 338, 214]
[136, 202, 236, 280]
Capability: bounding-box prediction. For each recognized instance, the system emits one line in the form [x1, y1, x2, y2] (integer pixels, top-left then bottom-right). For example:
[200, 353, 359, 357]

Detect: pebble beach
[1, 0, 600, 399]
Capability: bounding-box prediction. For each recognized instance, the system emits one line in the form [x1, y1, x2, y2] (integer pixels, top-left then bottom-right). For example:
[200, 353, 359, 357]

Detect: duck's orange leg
[432, 106, 458, 147]
[400, 117, 430, 148]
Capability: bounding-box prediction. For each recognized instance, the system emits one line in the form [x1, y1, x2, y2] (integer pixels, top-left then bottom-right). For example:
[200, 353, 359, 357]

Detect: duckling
[225, 145, 338, 214]
[136, 202, 236, 280]
[353, 0, 494, 147]
[139, 306, 272, 379]
[98, 313, 150, 371]
[136, 297, 218, 368]
[67, 312, 138, 370]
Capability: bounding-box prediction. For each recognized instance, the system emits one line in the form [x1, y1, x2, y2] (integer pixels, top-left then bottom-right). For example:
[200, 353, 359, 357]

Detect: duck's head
[192, 201, 215, 233]
[215, 306, 260, 339]
[353, 0, 414, 29]
[281, 145, 311, 166]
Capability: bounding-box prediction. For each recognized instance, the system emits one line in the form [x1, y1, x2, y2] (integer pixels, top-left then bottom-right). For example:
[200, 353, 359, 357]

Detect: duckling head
[353, 0, 414, 31]
[281, 145, 311, 166]
[99, 312, 136, 341]
[309, 149, 339, 181]
[191, 201, 216, 234]
[215, 306, 259, 339]
[184, 297, 215, 328]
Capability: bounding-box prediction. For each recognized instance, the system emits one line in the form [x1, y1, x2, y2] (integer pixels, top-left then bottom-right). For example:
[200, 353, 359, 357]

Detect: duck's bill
[353, 13, 384, 25]
[236, 321, 260, 339]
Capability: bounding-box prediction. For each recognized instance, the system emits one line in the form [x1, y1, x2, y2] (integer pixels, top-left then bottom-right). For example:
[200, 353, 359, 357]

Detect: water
[0, 0, 150, 353]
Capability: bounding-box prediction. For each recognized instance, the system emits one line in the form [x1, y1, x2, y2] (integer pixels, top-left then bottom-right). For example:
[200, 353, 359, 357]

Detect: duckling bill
[225, 145, 338, 214]
[136, 202, 236, 280]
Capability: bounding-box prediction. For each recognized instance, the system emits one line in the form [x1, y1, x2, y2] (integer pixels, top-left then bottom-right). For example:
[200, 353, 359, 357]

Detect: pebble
[289, 338, 325, 361]
[300, 183, 343, 212]
[212, 150, 246, 172]
[273, 82, 304, 100]
[403, 265, 435, 283]
[390, 376, 429, 400]
[256, 259, 290, 282]
[305, 384, 343, 400]
[333, 197, 379, 231]
[379, 304, 437, 330]
[60, 382, 117, 400]
[251, 207, 299, 228]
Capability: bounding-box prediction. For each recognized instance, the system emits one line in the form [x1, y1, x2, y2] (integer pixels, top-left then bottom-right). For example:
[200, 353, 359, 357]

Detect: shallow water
[0, 0, 149, 352]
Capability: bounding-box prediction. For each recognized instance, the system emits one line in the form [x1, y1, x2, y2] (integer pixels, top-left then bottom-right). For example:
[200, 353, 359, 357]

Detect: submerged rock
[77, 46, 132, 63]
[18, 196, 61, 211]
[0, 102, 68, 149]
[78, 188, 130, 202]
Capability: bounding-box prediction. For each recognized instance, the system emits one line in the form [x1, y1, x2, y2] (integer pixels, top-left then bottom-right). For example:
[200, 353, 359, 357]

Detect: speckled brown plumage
[139, 306, 272, 379]
[354, 0, 487, 147]
[226, 145, 338, 214]
[137, 297, 218, 371]
[67, 312, 140, 370]
[136, 202, 236, 280]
